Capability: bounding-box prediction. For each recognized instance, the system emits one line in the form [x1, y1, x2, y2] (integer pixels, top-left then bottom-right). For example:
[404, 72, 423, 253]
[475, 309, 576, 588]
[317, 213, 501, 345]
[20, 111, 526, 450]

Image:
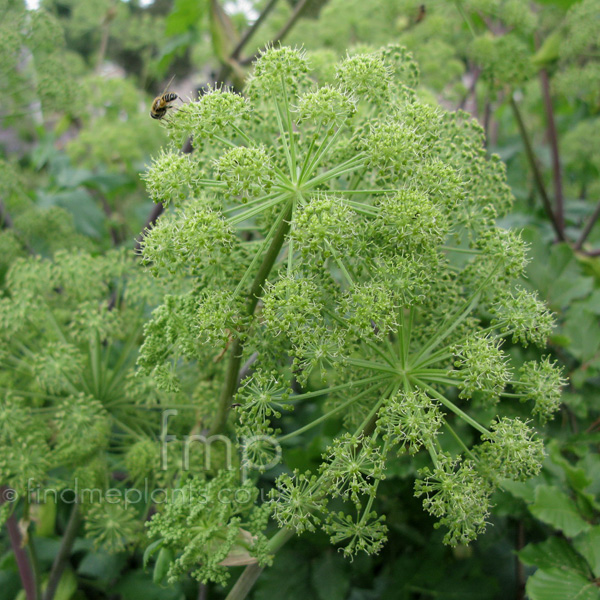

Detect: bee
[150, 76, 179, 120]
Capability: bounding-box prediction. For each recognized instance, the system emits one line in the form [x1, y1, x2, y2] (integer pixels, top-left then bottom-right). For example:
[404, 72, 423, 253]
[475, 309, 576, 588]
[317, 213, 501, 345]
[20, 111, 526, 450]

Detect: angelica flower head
[415, 454, 492, 547]
[516, 357, 566, 423]
[138, 44, 561, 567]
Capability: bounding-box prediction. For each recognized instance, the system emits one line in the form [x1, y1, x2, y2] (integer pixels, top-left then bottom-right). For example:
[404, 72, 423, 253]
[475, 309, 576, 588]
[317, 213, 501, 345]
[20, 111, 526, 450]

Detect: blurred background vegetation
[0, 0, 599, 599]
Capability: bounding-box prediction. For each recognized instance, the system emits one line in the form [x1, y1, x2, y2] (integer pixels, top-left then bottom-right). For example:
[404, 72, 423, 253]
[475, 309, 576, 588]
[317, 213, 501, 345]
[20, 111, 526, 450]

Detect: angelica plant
[139, 45, 564, 591]
[0, 244, 173, 558]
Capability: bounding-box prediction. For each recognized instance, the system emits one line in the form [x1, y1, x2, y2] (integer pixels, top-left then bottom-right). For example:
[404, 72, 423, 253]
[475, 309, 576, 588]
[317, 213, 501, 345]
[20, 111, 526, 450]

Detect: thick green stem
[210, 201, 294, 435]
[224, 529, 294, 600]
[228, 380, 393, 600]
[233, 202, 289, 298]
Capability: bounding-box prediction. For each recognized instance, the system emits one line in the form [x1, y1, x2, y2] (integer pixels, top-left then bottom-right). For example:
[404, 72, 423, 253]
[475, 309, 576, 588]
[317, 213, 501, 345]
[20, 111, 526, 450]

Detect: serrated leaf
[574, 527, 600, 578]
[499, 478, 536, 503]
[563, 305, 600, 362]
[547, 440, 592, 492]
[519, 537, 590, 577]
[522, 231, 594, 310]
[526, 567, 600, 600]
[530, 486, 590, 537]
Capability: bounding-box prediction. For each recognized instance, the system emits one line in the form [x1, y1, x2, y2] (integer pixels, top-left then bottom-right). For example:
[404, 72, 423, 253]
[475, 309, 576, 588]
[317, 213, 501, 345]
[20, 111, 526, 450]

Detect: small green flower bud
[491, 287, 555, 347]
[415, 454, 492, 546]
[453, 334, 510, 402]
[296, 86, 356, 125]
[248, 46, 310, 98]
[336, 52, 391, 104]
[269, 469, 325, 533]
[325, 510, 387, 558]
[476, 417, 544, 482]
[142, 149, 200, 207]
[215, 145, 274, 202]
[515, 357, 566, 423]
[376, 390, 444, 455]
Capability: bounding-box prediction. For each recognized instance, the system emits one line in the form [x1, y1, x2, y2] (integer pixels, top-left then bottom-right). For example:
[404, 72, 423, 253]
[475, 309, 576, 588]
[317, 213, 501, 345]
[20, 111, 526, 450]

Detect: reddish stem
[1, 488, 37, 600]
[575, 200, 600, 251]
[539, 68, 565, 237]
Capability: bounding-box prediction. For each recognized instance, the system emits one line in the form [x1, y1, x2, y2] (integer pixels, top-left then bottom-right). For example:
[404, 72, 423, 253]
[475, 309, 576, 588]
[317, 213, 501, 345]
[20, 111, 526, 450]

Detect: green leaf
[51, 566, 78, 600]
[574, 527, 600, 578]
[37, 189, 106, 239]
[500, 478, 537, 503]
[522, 231, 594, 310]
[526, 567, 600, 600]
[154, 32, 195, 74]
[80, 172, 133, 194]
[519, 537, 590, 577]
[563, 305, 600, 362]
[534, 0, 582, 8]
[209, 0, 238, 63]
[143, 539, 163, 569]
[547, 440, 592, 492]
[77, 550, 127, 584]
[254, 549, 312, 600]
[153, 547, 173, 585]
[165, 0, 206, 35]
[583, 289, 600, 315]
[530, 486, 591, 537]
[114, 571, 184, 600]
[55, 167, 95, 190]
[311, 551, 350, 600]
[531, 30, 563, 67]
[35, 497, 57, 537]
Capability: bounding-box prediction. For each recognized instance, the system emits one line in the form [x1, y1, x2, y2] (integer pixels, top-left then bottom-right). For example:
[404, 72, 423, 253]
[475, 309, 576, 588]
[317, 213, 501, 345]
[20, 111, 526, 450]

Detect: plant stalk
[1, 488, 37, 600]
[539, 68, 565, 236]
[575, 199, 600, 251]
[509, 95, 565, 242]
[43, 505, 81, 600]
[210, 201, 294, 435]
[225, 529, 294, 600]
